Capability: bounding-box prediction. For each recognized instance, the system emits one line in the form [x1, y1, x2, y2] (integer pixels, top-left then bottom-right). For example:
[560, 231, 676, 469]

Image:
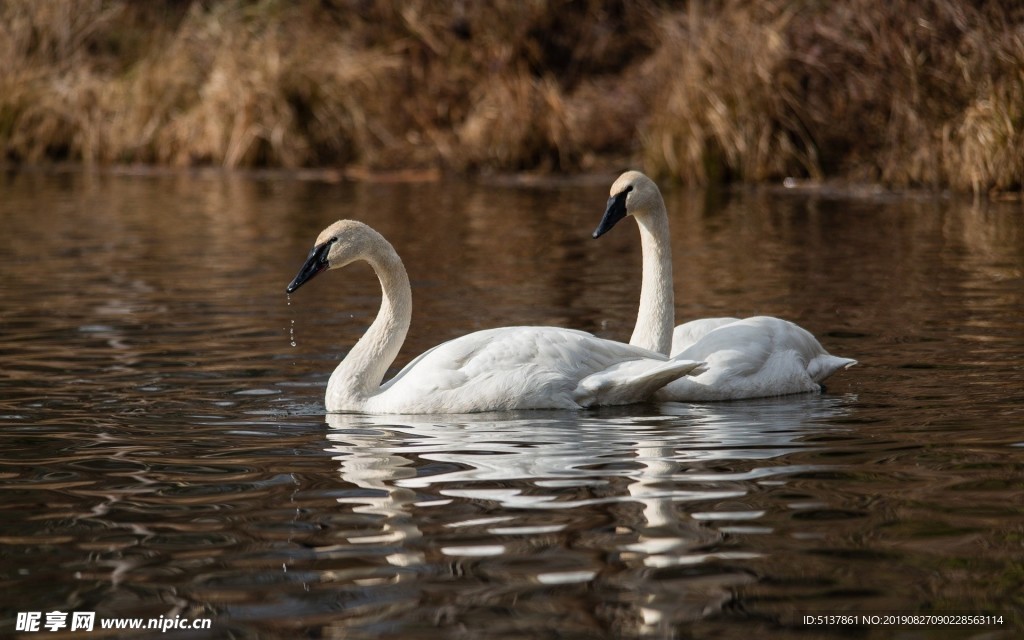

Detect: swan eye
[593, 185, 633, 238]
[287, 237, 337, 293]
[610, 184, 634, 201]
[616, 184, 635, 205]
[315, 241, 330, 261]
[316, 237, 338, 264]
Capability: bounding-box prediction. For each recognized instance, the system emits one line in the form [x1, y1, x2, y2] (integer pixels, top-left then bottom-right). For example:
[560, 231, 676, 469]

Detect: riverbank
[2, 1, 1021, 193]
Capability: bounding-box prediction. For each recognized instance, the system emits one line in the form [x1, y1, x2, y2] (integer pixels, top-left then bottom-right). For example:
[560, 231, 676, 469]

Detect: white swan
[286, 220, 705, 413]
[592, 171, 856, 401]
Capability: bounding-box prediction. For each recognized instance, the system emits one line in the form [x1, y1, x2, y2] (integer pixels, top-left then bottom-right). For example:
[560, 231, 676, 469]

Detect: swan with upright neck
[593, 171, 856, 401]
[286, 220, 705, 413]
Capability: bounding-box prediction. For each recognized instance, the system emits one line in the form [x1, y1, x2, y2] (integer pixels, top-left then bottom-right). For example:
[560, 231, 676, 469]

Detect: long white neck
[327, 239, 412, 410]
[629, 202, 675, 355]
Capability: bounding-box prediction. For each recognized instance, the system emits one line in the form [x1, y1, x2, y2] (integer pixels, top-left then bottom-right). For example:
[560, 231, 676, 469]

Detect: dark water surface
[1, 170, 1022, 638]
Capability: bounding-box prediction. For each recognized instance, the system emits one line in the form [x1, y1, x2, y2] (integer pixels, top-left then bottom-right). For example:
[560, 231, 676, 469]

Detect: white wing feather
[661, 316, 856, 401]
[368, 327, 704, 414]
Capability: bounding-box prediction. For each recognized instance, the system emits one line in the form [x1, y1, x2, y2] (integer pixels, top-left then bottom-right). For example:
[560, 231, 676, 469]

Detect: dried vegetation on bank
[1, 0, 1022, 192]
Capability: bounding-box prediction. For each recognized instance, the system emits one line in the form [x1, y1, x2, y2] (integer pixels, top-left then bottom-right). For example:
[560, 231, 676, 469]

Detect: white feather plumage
[287, 220, 704, 413]
[594, 171, 856, 401]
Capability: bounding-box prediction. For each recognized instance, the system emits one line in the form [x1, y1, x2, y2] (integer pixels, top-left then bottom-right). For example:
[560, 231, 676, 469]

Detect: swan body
[286, 220, 705, 414]
[593, 171, 856, 401]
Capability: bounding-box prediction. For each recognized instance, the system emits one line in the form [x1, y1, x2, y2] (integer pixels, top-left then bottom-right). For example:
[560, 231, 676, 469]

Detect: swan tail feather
[807, 355, 857, 384]
[575, 358, 705, 407]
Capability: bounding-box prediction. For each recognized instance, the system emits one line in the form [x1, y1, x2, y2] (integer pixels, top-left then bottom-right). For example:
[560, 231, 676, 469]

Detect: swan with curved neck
[286, 220, 705, 413]
[593, 171, 856, 401]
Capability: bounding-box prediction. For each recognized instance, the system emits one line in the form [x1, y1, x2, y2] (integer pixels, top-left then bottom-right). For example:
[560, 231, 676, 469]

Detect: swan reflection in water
[321, 395, 854, 636]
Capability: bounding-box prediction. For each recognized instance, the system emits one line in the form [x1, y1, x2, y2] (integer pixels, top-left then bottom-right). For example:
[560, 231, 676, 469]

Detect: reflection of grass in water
[926, 557, 1024, 625]
[1, 0, 1022, 193]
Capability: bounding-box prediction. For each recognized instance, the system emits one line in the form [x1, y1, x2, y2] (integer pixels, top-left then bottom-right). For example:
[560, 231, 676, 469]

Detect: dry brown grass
[0, 1, 405, 168]
[640, 0, 1024, 193]
[1, 0, 1022, 193]
[139, 3, 404, 168]
[786, 0, 1024, 193]
[640, 1, 820, 184]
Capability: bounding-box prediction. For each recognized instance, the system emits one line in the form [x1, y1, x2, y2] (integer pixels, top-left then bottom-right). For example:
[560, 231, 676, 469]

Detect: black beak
[592, 187, 631, 238]
[286, 240, 333, 293]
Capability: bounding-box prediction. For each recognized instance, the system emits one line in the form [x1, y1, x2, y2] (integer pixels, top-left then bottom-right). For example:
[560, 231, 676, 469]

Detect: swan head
[286, 220, 377, 293]
[592, 170, 662, 239]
